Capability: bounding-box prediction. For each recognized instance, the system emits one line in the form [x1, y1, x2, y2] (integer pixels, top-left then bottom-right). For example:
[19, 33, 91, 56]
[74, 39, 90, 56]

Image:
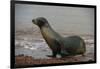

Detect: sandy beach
[15, 31, 95, 67]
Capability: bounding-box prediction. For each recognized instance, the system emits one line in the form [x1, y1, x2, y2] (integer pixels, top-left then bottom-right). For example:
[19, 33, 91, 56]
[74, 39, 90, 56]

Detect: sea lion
[32, 17, 86, 58]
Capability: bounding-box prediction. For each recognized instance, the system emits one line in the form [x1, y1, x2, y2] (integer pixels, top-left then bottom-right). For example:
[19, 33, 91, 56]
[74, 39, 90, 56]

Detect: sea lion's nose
[32, 19, 35, 22]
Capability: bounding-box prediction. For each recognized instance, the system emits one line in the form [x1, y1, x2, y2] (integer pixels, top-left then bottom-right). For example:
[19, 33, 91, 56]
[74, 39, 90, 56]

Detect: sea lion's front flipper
[46, 54, 56, 58]
[46, 39, 61, 58]
[46, 51, 57, 58]
[54, 39, 69, 58]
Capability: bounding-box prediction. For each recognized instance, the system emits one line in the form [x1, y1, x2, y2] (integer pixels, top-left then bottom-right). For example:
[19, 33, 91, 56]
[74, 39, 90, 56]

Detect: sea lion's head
[32, 17, 49, 27]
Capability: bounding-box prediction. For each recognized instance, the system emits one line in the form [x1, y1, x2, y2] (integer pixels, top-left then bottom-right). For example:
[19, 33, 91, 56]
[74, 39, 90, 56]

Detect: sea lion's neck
[40, 24, 55, 37]
[40, 23, 62, 40]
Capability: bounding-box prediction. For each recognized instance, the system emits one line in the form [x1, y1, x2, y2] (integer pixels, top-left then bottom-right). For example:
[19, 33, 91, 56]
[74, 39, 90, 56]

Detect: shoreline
[15, 33, 95, 67]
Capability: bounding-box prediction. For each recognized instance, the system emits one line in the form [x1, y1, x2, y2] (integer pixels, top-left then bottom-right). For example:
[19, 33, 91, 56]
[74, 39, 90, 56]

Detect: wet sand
[15, 55, 94, 68]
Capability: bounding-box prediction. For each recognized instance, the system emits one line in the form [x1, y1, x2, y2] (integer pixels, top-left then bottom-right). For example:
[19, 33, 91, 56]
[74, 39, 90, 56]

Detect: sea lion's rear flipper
[61, 50, 69, 57]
